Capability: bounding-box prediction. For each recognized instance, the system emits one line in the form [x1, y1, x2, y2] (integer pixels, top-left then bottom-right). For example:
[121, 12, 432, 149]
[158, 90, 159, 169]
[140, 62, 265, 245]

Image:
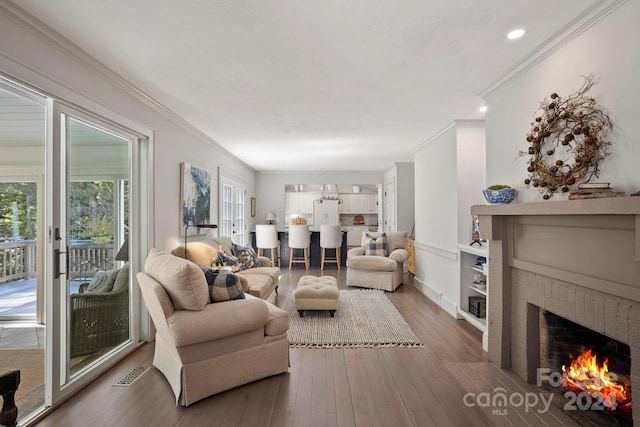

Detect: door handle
[54, 248, 68, 278]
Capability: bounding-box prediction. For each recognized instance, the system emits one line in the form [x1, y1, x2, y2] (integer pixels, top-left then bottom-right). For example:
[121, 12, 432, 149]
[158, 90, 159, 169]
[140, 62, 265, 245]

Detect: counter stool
[320, 224, 342, 270]
[255, 224, 280, 267]
[288, 224, 310, 269]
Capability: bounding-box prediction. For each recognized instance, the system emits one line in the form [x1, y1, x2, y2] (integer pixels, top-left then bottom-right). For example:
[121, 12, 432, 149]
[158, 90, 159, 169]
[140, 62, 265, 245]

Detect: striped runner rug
[284, 289, 423, 348]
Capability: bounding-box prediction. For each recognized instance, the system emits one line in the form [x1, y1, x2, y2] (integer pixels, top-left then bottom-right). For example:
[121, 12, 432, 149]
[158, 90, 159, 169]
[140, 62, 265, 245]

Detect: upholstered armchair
[137, 249, 289, 406]
[346, 231, 409, 291]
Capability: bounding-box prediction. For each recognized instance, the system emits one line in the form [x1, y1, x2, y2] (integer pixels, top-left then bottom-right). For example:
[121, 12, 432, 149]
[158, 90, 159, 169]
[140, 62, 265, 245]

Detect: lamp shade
[115, 238, 129, 261]
[266, 212, 276, 224]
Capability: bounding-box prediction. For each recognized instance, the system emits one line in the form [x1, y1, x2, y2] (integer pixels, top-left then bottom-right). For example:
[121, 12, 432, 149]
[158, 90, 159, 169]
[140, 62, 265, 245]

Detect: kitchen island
[251, 229, 348, 267]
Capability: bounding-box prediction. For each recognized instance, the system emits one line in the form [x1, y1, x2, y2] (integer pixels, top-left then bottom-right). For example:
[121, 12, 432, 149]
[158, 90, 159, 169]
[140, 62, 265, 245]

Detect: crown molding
[0, 1, 255, 171]
[479, 0, 628, 98]
[412, 122, 456, 153]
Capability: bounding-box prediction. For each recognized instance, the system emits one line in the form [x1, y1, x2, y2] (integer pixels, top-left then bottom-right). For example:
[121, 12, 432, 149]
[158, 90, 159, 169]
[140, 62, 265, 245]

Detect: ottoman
[294, 275, 339, 317]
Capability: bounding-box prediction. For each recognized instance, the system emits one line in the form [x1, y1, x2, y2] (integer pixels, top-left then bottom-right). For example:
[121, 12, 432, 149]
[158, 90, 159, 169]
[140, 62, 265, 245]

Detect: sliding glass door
[46, 103, 140, 406]
[0, 74, 150, 424]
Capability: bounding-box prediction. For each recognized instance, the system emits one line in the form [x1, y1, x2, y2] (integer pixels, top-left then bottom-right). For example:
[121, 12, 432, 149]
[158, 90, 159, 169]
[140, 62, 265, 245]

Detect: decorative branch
[519, 75, 612, 199]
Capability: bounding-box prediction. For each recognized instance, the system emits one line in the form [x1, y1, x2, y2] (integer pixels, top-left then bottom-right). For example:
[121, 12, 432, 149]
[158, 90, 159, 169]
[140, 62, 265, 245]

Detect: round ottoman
[294, 275, 339, 317]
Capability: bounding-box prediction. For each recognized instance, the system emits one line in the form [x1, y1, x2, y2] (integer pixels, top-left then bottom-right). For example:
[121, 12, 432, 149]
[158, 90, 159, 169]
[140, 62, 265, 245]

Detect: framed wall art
[180, 162, 211, 235]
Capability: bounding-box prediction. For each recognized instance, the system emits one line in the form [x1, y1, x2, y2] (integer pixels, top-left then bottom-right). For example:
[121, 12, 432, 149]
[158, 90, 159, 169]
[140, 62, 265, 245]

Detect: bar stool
[255, 224, 280, 267]
[320, 224, 342, 270]
[288, 224, 310, 269]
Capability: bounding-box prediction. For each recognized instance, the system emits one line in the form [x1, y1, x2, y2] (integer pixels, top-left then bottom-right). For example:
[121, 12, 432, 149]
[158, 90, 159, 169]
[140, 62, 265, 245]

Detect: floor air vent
[114, 366, 150, 387]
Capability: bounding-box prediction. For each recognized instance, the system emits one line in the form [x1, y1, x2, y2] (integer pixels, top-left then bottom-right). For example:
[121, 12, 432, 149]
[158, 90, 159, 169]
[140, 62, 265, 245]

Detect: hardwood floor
[31, 267, 577, 427]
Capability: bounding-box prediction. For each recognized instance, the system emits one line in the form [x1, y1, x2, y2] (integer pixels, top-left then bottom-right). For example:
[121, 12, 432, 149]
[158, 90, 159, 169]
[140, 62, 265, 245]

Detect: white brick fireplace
[472, 197, 640, 425]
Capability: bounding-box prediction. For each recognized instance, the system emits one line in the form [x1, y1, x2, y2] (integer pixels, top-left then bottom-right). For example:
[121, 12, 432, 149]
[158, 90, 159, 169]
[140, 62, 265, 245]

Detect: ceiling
[9, 0, 597, 171]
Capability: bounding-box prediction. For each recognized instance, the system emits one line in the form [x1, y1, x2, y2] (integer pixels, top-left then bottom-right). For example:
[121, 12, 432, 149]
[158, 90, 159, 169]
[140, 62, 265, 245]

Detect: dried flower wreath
[519, 75, 612, 199]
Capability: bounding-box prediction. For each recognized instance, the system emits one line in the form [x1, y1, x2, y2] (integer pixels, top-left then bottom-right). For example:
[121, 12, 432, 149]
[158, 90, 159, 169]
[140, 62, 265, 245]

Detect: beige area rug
[0, 349, 44, 401]
[284, 289, 423, 348]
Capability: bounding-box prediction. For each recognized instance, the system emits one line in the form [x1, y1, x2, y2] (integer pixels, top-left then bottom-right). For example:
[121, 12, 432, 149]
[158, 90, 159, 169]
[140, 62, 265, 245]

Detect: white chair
[320, 225, 342, 270]
[255, 224, 280, 267]
[288, 224, 310, 269]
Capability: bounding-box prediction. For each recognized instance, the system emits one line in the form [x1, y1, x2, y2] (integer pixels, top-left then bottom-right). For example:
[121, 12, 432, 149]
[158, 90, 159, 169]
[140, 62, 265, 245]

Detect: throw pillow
[212, 249, 240, 271]
[232, 243, 261, 270]
[144, 248, 209, 311]
[199, 265, 245, 303]
[364, 232, 388, 257]
[85, 269, 119, 294]
[111, 264, 130, 293]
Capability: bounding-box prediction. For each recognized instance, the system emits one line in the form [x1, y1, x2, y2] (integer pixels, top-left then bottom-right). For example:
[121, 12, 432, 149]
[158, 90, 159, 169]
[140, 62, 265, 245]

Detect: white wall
[0, 6, 256, 251]
[413, 126, 459, 315]
[485, 1, 640, 203]
[255, 171, 383, 228]
[456, 123, 486, 243]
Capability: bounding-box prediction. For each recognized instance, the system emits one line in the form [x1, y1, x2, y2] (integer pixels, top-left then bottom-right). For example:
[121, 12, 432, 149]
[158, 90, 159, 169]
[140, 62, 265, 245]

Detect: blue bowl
[483, 188, 517, 204]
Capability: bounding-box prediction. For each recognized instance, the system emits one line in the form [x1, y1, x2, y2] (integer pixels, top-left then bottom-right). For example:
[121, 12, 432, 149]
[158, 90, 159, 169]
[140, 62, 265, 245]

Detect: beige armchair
[137, 249, 289, 406]
[346, 231, 409, 291]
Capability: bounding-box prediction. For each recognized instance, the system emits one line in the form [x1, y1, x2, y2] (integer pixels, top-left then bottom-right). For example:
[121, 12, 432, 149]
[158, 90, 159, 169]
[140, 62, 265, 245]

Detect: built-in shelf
[469, 285, 487, 296]
[458, 244, 489, 351]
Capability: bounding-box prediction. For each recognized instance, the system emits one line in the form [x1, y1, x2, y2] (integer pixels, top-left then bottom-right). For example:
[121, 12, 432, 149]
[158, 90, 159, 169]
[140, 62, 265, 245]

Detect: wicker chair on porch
[69, 265, 130, 358]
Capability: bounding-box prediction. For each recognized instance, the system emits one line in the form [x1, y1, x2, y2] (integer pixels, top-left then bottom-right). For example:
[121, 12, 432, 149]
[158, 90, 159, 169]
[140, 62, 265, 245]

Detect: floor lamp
[184, 224, 218, 259]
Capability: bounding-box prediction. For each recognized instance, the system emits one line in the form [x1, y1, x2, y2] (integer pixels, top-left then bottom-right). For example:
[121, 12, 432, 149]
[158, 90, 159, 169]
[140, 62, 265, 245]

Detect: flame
[562, 348, 630, 410]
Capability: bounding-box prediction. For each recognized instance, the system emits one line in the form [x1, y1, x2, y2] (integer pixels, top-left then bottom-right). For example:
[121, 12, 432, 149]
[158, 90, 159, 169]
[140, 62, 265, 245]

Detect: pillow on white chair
[145, 248, 209, 311]
[364, 232, 388, 257]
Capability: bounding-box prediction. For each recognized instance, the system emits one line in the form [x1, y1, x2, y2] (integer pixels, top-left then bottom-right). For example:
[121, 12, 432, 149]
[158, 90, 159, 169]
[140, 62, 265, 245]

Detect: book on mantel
[569, 182, 625, 200]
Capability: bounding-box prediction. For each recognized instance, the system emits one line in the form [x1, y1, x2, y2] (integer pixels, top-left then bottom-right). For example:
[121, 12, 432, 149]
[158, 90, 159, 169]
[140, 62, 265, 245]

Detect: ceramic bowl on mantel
[483, 188, 518, 204]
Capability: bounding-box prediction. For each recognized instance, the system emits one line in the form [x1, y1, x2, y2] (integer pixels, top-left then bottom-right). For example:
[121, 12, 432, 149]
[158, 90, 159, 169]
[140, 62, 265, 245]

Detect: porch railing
[0, 240, 37, 284]
[0, 240, 116, 284]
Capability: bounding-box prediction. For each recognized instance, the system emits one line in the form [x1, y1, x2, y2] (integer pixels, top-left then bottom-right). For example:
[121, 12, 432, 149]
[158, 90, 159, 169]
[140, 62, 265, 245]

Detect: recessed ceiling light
[479, 106, 488, 113]
[507, 29, 526, 40]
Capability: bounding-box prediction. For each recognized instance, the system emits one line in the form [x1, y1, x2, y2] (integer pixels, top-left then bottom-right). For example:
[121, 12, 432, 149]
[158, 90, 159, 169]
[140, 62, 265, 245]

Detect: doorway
[0, 76, 150, 425]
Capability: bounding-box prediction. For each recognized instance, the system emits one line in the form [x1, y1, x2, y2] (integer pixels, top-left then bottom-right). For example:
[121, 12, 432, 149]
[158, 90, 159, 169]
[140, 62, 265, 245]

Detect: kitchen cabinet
[344, 225, 369, 246]
[340, 193, 377, 214]
[285, 192, 314, 213]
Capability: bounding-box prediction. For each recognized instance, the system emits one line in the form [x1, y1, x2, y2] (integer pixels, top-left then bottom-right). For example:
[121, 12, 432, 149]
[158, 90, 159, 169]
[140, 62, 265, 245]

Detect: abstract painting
[180, 162, 211, 235]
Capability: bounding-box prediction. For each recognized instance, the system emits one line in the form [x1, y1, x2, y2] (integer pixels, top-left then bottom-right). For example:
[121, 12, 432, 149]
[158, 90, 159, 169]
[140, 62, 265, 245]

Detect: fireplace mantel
[472, 195, 640, 216]
[469, 195, 640, 424]
[472, 196, 640, 263]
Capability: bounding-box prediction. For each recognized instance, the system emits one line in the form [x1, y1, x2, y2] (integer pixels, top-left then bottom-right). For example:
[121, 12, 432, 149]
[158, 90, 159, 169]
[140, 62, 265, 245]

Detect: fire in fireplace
[562, 348, 632, 420]
[540, 309, 633, 425]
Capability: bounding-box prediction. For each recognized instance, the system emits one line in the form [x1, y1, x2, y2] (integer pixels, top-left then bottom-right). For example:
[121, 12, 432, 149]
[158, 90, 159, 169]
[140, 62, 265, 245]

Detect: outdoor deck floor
[0, 279, 82, 316]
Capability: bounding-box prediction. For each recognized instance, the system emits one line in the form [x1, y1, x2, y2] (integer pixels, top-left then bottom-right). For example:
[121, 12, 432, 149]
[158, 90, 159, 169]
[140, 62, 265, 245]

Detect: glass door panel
[219, 176, 246, 244]
[65, 116, 131, 378]
[0, 81, 47, 425]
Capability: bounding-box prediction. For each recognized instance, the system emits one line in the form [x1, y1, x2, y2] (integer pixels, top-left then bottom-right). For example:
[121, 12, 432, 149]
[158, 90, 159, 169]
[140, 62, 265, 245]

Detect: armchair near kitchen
[346, 230, 409, 291]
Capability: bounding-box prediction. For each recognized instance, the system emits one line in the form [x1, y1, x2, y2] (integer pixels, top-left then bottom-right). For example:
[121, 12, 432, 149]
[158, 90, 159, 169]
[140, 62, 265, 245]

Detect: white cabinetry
[458, 244, 488, 351]
[340, 194, 377, 214]
[285, 192, 314, 213]
[344, 225, 369, 246]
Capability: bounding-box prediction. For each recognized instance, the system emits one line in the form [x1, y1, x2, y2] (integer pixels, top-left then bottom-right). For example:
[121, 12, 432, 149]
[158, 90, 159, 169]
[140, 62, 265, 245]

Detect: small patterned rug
[284, 289, 423, 348]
